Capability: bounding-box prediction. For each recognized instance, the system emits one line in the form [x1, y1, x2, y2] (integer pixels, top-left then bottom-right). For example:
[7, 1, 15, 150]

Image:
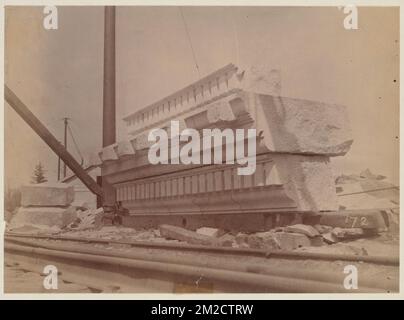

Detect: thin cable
[67, 124, 83, 162]
[230, 7, 240, 66]
[67, 123, 84, 165]
[179, 7, 200, 78]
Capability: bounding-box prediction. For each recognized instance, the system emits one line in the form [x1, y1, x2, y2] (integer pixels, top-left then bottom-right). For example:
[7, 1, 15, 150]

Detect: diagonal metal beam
[5, 85, 104, 198]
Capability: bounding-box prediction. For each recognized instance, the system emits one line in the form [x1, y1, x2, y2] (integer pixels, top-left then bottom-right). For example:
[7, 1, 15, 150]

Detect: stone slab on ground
[9, 206, 77, 229]
[331, 227, 375, 240]
[159, 224, 220, 246]
[235, 233, 249, 248]
[304, 210, 387, 229]
[247, 232, 280, 250]
[217, 234, 235, 247]
[196, 227, 223, 238]
[21, 183, 75, 207]
[284, 224, 320, 237]
[68, 208, 104, 230]
[322, 232, 339, 244]
[272, 232, 311, 250]
[310, 235, 325, 247]
[313, 224, 333, 234]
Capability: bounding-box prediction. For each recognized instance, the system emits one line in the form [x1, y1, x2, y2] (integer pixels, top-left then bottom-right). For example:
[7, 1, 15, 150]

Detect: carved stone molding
[99, 63, 353, 214]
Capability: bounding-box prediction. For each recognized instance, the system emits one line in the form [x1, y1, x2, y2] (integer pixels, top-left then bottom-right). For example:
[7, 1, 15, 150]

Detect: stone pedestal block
[21, 183, 75, 207]
[10, 206, 77, 229]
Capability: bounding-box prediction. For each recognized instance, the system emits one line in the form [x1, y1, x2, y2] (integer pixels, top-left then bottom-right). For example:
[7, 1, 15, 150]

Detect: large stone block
[273, 232, 311, 250]
[21, 183, 75, 207]
[304, 209, 387, 229]
[159, 224, 220, 246]
[253, 94, 353, 156]
[9, 206, 77, 229]
[100, 64, 353, 226]
[272, 154, 339, 211]
[239, 65, 281, 96]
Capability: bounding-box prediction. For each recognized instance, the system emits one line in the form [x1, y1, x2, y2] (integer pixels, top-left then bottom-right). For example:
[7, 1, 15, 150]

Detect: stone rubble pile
[56, 220, 390, 254]
[61, 225, 176, 243]
[66, 207, 104, 230]
[157, 222, 385, 251]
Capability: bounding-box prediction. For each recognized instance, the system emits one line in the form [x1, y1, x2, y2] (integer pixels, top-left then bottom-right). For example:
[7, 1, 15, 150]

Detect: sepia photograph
[2, 3, 400, 296]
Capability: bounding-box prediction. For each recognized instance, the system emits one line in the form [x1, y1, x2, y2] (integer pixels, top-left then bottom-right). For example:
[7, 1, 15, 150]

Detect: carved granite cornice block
[206, 100, 237, 123]
[105, 93, 353, 161]
[102, 62, 353, 161]
[122, 63, 281, 136]
[134, 132, 154, 151]
[100, 63, 353, 213]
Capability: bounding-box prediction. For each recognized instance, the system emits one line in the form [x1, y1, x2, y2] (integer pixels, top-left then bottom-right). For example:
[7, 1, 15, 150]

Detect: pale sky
[4, 6, 399, 188]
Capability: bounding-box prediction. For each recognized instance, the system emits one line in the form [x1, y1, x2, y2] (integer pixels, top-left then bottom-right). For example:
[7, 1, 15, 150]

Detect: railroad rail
[4, 232, 399, 293]
[5, 231, 399, 265]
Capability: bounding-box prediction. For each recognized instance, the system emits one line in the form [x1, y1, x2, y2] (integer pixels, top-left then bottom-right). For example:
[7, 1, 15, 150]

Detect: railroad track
[4, 232, 399, 293]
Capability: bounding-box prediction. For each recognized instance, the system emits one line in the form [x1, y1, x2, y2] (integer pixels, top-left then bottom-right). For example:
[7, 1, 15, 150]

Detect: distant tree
[31, 162, 48, 184]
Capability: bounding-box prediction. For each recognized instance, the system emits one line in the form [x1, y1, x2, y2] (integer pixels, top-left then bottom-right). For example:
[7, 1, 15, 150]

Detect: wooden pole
[103, 6, 116, 147]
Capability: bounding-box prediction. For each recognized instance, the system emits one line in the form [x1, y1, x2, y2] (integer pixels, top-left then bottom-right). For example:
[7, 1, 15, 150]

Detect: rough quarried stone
[235, 233, 249, 246]
[273, 154, 339, 211]
[284, 224, 320, 238]
[310, 235, 325, 247]
[206, 100, 236, 124]
[331, 227, 375, 239]
[254, 94, 353, 156]
[322, 232, 339, 244]
[196, 227, 223, 238]
[313, 224, 333, 234]
[217, 234, 235, 247]
[272, 232, 311, 250]
[248, 232, 280, 250]
[315, 210, 387, 229]
[67, 207, 104, 230]
[10, 206, 77, 229]
[246, 235, 264, 249]
[159, 224, 219, 246]
[240, 65, 281, 96]
[21, 183, 75, 207]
